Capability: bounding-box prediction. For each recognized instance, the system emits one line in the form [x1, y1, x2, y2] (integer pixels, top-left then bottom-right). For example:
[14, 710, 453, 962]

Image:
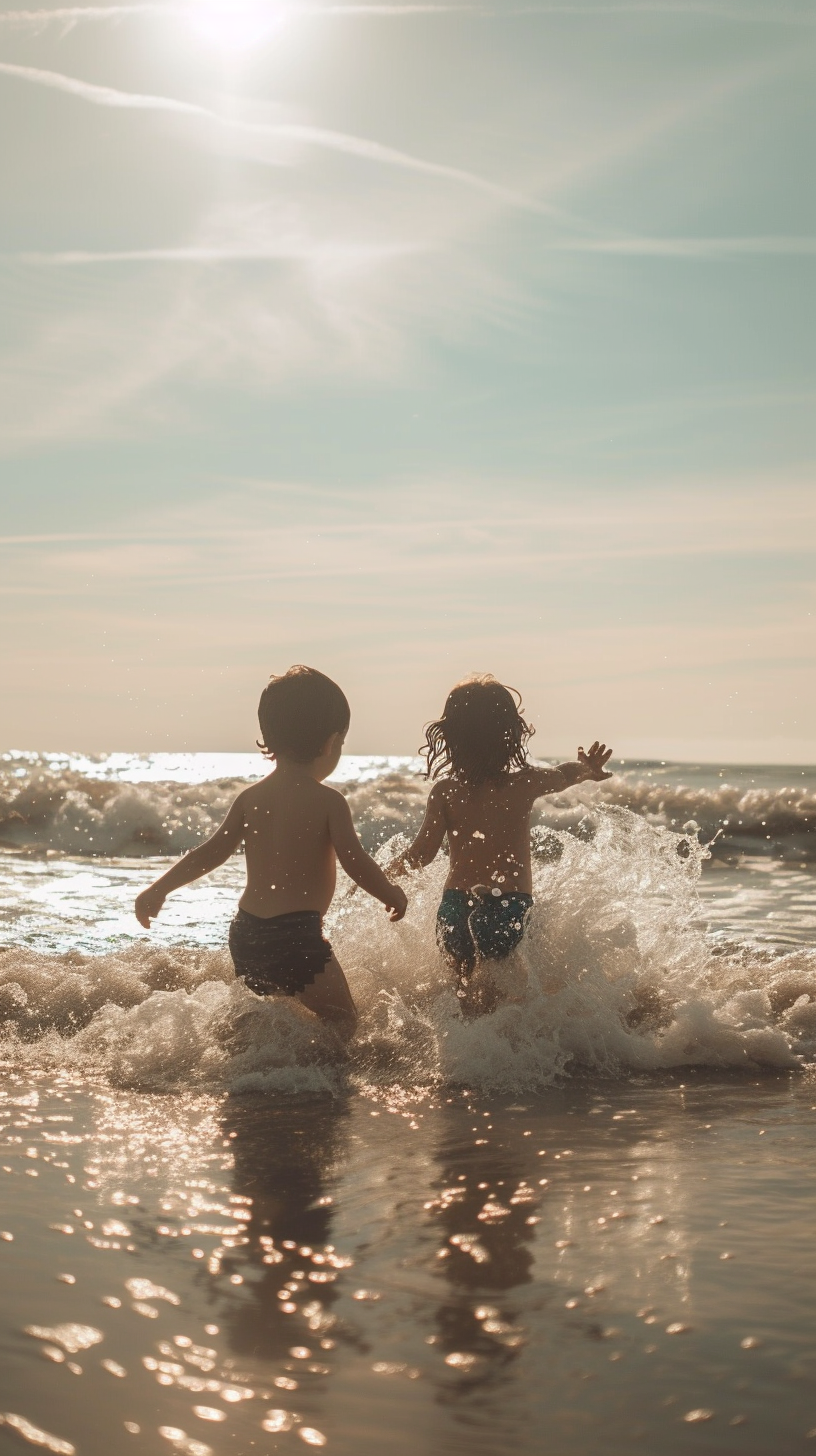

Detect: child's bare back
[135, 667, 406, 1036]
[240, 770, 360, 919]
[410, 769, 560, 896]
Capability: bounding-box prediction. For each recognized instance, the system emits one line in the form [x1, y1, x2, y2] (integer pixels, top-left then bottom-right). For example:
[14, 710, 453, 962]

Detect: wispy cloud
[12, 243, 415, 265]
[14, 233, 816, 267]
[4, 476, 814, 580]
[0, 4, 166, 31]
[557, 235, 816, 257]
[2, 2, 814, 24]
[321, 2, 816, 17]
[0, 58, 212, 113]
[2, 477, 813, 753]
[0, 59, 567, 216]
[0, 191, 497, 448]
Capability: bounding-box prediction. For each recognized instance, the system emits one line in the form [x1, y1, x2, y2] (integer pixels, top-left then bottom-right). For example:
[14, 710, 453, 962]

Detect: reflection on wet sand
[216, 1095, 352, 1365]
[428, 1110, 536, 1385]
[2, 1073, 815, 1455]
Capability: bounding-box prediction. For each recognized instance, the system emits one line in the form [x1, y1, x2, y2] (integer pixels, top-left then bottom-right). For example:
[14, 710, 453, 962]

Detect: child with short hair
[135, 666, 407, 1036]
[391, 675, 612, 1007]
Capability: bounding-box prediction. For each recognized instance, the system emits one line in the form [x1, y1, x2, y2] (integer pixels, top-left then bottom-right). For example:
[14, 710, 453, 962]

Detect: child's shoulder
[235, 771, 274, 800]
[230, 775, 271, 817]
[319, 782, 347, 806]
[238, 774, 343, 820]
[427, 778, 457, 811]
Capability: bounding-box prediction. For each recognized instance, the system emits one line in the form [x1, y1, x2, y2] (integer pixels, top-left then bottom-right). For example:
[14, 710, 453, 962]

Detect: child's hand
[577, 742, 613, 781]
[385, 883, 408, 922]
[135, 887, 165, 929]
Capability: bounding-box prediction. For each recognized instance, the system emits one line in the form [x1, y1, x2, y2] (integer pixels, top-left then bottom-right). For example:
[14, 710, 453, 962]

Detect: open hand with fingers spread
[577, 741, 613, 781]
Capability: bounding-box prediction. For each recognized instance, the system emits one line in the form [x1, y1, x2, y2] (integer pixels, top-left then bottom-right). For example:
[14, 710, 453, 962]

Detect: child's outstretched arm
[328, 793, 407, 921]
[135, 796, 245, 928]
[388, 782, 446, 877]
[531, 741, 613, 797]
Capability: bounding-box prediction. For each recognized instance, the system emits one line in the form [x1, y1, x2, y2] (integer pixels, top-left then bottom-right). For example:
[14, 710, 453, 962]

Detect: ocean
[1, 751, 815, 1456]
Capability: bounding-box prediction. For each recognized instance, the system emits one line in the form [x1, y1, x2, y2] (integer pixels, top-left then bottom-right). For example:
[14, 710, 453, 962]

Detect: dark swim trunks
[436, 888, 533, 977]
[229, 908, 332, 997]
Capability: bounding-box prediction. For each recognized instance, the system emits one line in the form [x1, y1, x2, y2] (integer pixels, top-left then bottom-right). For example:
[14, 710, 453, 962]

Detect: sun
[187, 0, 290, 53]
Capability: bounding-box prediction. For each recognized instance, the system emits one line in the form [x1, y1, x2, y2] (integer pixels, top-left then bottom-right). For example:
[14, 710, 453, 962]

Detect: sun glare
[187, 0, 290, 53]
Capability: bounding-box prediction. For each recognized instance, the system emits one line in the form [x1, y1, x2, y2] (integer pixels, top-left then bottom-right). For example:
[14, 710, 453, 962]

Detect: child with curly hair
[391, 675, 612, 1007]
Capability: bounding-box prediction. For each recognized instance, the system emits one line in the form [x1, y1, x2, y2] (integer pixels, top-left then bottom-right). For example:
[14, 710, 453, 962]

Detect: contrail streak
[12, 244, 415, 263]
[318, 2, 816, 16]
[0, 5, 169, 28]
[559, 235, 816, 256]
[2, 2, 813, 24]
[11, 235, 816, 267]
[0, 59, 571, 217]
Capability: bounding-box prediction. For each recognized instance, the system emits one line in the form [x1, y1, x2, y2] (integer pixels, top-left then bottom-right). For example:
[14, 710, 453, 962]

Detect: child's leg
[436, 893, 476, 994]
[296, 954, 358, 1039]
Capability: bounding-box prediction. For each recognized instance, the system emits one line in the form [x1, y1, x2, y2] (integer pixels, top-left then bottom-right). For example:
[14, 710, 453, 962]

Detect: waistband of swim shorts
[233, 908, 324, 931]
[438, 889, 533, 910]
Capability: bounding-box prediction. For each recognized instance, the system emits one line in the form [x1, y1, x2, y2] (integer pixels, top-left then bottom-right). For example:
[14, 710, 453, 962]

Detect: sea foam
[2, 758, 814, 860]
[2, 807, 814, 1096]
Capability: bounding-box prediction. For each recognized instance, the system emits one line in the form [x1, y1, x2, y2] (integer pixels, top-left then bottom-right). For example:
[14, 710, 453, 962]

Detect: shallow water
[1, 754, 816, 1454]
[2, 1073, 816, 1456]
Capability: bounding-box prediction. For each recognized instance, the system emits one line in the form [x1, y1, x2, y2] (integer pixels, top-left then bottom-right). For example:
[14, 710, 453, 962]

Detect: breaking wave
[1, 758, 815, 860]
[2, 807, 815, 1096]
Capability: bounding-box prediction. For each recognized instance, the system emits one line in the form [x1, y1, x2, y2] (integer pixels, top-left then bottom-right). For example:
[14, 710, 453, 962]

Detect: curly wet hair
[420, 674, 534, 783]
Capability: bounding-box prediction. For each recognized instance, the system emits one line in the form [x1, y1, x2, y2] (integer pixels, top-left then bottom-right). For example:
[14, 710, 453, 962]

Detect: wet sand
[2, 1070, 816, 1456]
[3, 753, 816, 1453]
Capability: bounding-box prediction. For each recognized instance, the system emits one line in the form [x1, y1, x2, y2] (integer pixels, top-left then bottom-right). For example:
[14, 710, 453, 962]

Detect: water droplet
[299, 1429, 326, 1447]
[444, 1352, 476, 1370]
[262, 1411, 296, 1433]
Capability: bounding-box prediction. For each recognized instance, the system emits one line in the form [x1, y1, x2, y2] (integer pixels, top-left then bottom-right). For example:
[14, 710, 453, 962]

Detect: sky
[0, 0, 814, 761]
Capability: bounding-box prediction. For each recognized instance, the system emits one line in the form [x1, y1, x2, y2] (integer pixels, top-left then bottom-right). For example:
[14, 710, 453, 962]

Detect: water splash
[1, 808, 814, 1094]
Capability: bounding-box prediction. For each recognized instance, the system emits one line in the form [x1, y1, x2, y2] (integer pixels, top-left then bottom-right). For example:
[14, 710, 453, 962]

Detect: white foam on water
[1, 807, 815, 1095]
[2, 756, 815, 859]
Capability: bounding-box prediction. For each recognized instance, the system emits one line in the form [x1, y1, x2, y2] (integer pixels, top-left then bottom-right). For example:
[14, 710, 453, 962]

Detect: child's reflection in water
[215, 1095, 352, 1364]
[430, 1126, 538, 1380]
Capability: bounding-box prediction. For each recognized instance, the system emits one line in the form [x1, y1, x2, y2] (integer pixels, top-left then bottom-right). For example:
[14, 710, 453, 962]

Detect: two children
[135, 666, 612, 1033]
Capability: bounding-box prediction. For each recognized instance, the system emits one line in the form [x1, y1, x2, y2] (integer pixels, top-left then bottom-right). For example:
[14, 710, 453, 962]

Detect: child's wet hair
[421, 674, 534, 782]
[258, 666, 350, 763]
